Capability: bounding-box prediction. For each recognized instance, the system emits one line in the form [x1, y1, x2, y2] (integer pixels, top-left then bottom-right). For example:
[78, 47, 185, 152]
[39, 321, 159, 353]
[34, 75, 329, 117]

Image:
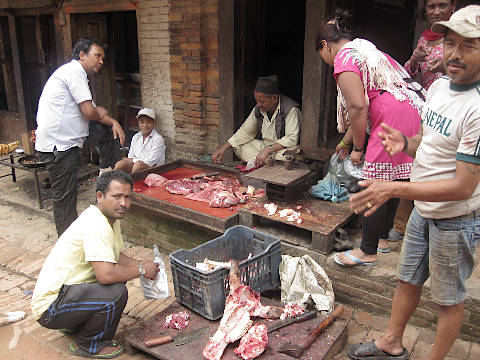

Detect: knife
[267, 310, 317, 333]
[145, 326, 209, 347]
[189, 172, 220, 179]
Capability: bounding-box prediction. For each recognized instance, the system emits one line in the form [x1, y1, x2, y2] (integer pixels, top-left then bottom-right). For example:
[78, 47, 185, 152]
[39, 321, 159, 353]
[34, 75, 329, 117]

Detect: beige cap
[432, 5, 480, 38]
[136, 108, 155, 120]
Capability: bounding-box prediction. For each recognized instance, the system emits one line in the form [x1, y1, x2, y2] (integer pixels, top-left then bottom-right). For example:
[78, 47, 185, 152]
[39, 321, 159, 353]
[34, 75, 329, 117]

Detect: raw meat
[202, 261, 276, 360]
[234, 324, 268, 360]
[210, 191, 239, 208]
[251, 189, 266, 198]
[280, 302, 305, 320]
[162, 311, 190, 330]
[144, 173, 168, 187]
[263, 203, 277, 216]
[165, 179, 200, 195]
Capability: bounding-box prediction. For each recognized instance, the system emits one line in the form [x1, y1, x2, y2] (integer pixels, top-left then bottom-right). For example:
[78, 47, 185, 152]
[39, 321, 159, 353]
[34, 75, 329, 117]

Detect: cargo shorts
[396, 207, 480, 306]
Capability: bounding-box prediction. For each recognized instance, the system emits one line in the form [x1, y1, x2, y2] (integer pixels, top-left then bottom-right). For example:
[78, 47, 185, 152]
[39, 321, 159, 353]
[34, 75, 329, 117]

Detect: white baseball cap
[432, 5, 480, 38]
[136, 108, 156, 120]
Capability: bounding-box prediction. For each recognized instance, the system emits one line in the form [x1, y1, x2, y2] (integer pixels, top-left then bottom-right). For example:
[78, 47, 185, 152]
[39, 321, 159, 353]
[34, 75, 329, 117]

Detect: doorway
[233, 0, 306, 132]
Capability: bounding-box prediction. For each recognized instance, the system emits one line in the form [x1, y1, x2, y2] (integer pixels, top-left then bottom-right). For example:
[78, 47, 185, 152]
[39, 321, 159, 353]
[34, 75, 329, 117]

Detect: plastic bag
[279, 254, 334, 312]
[141, 244, 170, 300]
[309, 173, 349, 202]
[328, 153, 362, 193]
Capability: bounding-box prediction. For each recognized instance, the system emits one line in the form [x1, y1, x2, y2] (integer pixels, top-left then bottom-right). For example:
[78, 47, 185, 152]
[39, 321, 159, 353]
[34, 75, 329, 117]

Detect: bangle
[402, 134, 408, 152]
[352, 145, 364, 152]
[339, 139, 352, 149]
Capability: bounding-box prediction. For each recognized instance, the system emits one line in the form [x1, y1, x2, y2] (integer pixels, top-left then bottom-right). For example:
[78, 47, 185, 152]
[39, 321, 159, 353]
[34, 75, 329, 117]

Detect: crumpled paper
[279, 254, 334, 312]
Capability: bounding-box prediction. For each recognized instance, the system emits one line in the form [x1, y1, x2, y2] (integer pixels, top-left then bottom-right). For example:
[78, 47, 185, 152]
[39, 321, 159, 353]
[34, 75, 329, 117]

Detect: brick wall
[137, 0, 175, 160]
[169, 0, 219, 160]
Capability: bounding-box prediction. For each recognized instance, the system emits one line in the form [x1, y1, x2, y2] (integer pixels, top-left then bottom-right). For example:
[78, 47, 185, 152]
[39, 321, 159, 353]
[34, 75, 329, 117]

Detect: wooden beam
[218, 0, 235, 161]
[301, 0, 327, 148]
[0, 0, 52, 8]
[63, 1, 137, 14]
[7, 14, 26, 115]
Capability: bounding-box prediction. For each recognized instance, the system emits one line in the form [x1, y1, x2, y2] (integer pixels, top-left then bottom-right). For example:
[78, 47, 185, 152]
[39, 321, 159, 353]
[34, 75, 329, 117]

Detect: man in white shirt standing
[114, 108, 166, 173]
[35, 38, 125, 237]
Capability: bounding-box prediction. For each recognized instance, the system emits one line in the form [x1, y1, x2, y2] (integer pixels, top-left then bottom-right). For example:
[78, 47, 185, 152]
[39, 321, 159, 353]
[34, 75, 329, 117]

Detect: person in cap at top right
[346, 5, 480, 360]
[114, 108, 166, 174]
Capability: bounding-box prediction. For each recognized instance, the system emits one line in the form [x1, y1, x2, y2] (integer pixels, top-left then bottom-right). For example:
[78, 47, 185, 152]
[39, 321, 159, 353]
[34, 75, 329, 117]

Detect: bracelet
[352, 145, 364, 152]
[339, 139, 352, 149]
[402, 134, 408, 152]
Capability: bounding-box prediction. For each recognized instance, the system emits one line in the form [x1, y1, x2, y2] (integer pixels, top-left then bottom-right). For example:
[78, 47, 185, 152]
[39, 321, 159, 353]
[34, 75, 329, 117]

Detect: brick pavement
[0, 172, 478, 359]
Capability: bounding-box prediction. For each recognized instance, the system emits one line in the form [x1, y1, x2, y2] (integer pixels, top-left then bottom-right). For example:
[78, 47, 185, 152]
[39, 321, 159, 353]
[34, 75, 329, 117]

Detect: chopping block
[124, 300, 347, 360]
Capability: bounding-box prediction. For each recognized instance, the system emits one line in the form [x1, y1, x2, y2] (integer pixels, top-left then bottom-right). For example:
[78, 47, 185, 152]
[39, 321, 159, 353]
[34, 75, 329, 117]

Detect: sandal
[348, 340, 408, 359]
[69, 341, 124, 359]
[377, 247, 391, 253]
[333, 250, 378, 267]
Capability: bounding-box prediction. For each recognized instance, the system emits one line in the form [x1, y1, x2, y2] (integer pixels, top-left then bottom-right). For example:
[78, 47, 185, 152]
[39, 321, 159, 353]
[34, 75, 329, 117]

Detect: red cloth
[422, 28, 444, 41]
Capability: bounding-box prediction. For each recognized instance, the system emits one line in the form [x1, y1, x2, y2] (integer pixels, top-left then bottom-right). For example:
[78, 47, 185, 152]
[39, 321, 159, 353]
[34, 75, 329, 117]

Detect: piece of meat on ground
[164, 179, 200, 195]
[280, 302, 305, 320]
[144, 173, 168, 187]
[234, 324, 268, 360]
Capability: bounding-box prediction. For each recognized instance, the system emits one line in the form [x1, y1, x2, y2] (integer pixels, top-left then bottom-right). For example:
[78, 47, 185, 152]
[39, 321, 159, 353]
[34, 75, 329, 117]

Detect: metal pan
[18, 155, 48, 168]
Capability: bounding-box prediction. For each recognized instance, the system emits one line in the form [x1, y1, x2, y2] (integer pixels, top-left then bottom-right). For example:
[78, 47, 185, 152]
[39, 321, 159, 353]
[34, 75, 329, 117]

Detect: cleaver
[267, 310, 317, 333]
[145, 326, 209, 347]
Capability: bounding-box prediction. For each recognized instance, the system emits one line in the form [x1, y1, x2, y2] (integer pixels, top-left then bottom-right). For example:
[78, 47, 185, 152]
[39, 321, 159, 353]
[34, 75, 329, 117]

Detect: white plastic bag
[141, 245, 170, 300]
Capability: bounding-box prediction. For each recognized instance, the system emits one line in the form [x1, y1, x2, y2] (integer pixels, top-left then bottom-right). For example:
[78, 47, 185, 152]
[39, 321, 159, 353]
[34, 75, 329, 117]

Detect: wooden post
[8, 14, 26, 115]
[300, 0, 327, 148]
[218, 0, 235, 162]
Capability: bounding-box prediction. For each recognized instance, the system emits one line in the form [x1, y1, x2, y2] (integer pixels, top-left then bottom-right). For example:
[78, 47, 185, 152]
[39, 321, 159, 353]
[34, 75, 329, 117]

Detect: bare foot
[336, 248, 377, 265]
[374, 337, 405, 357]
[378, 238, 389, 251]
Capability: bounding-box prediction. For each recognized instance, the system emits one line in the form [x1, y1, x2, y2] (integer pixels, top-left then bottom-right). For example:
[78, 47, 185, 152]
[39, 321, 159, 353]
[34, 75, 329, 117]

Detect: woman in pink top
[315, 12, 424, 266]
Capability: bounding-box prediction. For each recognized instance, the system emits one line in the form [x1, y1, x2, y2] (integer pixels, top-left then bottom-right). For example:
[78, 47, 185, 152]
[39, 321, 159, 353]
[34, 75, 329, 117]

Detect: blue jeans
[396, 207, 480, 305]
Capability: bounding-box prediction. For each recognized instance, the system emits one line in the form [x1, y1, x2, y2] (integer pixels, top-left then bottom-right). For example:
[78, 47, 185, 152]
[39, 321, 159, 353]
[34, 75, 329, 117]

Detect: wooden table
[0, 153, 47, 209]
[125, 300, 347, 360]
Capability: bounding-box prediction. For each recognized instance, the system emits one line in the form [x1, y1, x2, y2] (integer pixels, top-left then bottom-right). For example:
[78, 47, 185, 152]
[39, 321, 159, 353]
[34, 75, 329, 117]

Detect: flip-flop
[377, 247, 391, 253]
[348, 340, 408, 359]
[388, 229, 404, 242]
[69, 341, 124, 359]
[333, 250, 378, 267]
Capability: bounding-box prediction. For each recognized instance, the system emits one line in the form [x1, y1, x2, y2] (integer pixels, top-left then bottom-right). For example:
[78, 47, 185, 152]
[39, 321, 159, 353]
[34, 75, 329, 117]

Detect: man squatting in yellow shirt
[212, 75, 301, 167]
[31, 170, 159, 359]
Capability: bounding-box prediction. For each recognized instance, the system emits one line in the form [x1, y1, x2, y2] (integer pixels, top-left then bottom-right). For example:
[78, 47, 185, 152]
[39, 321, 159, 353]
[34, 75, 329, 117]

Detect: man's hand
[409, 44, 428, 72]
[255, 147, 271, 168]
[350, 149, 363, 166]
[378, 123, 405, 156]
[349, 180, 393, 216]
[212, 143, 231, 163]
[111, 119, 125, 146]
[142, 261, 159, 280]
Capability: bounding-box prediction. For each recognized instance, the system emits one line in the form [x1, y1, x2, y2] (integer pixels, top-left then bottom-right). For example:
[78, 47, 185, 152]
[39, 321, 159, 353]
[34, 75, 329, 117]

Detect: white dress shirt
[35, 60, 93, 152]
[128, 129, 166, 167]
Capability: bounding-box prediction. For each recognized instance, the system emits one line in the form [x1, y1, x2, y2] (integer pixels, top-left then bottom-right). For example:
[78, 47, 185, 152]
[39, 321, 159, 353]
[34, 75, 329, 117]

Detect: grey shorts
[396, 207, 480, 306]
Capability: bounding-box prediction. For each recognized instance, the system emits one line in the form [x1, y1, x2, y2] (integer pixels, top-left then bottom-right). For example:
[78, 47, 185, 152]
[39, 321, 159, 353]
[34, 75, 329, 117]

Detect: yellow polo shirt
[31, 205, 124, 320]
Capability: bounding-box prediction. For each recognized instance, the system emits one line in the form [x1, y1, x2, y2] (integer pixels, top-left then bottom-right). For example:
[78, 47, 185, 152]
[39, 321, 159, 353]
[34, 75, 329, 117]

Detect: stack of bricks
[138, 0, 175, 159]
[169, 0, 220, 160]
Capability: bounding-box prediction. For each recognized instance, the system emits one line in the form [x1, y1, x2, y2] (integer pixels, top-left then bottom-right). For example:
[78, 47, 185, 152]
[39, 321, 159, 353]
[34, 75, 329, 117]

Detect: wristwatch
[138, 263, 146, 277]
[352, 145, 364, 152]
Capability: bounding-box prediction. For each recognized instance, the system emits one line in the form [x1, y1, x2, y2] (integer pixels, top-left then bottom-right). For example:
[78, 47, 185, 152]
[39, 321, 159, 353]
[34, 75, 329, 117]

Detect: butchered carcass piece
[164, 179, 200, 195]
[209, 190, 239, 208]
[162, 311, 190, 330]
[280, 302, 305, 320]
[234, 324, 268, 360]
[202, 261, 277, 360]
[144, 173, 168, 187]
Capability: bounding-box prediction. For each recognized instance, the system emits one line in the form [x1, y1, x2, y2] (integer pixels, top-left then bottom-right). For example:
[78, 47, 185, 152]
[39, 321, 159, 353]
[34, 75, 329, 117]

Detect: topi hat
[254, 75, 279, 95]
[136, 108, 156, 120]
[432, 5, 480, 38]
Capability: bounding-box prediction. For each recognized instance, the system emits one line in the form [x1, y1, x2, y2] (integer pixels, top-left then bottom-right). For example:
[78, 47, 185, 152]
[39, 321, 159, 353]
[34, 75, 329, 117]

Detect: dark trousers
[38, 282, 128, 355]
[37, 122, 121, 237]
[360, 197, 400, 255]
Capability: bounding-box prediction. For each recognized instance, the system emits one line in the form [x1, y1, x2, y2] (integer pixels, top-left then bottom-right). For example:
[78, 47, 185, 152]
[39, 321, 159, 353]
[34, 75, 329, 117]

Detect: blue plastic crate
[169, 225, 281, 320]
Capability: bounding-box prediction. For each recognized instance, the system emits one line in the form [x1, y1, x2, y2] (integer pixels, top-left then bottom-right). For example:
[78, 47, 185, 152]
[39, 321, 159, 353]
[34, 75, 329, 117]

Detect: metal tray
[18, 155, 48, 168]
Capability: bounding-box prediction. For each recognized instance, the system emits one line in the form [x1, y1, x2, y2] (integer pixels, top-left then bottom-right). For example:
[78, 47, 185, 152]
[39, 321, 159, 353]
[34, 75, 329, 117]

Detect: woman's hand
[409, 44, 428, 72]
[350, 149, 363, 166]
[336, 140, 351, 160]
[427, 58, 445, 74]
